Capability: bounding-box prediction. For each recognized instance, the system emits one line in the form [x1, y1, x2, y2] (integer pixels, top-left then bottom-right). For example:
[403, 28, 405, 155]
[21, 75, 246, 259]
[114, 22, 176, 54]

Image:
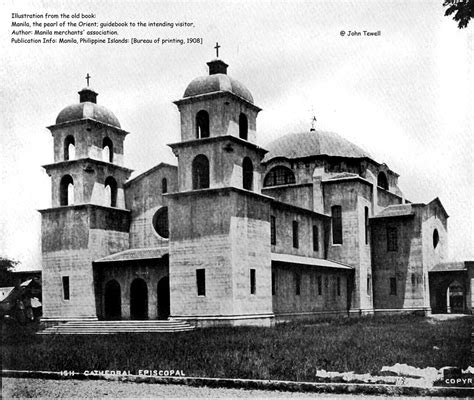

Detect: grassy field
[1, 315, 471, 381]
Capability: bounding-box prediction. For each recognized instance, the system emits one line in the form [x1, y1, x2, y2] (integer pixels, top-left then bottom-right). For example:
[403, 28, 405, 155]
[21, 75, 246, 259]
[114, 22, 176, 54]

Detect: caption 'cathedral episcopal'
[40, 55, 473, 329]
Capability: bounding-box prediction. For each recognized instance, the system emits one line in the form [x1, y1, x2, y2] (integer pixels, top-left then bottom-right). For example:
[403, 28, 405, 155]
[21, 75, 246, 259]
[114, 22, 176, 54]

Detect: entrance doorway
[157, 276, 170, 320]
[130, 278, 148, 320]
[104, 280, 121, 320]
[447, 281, 464, 313]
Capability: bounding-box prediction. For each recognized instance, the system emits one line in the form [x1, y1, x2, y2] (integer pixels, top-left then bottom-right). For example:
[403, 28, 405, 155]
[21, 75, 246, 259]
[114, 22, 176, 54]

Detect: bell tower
[167, 54, 274, 327]
[40, 77, 132, 324]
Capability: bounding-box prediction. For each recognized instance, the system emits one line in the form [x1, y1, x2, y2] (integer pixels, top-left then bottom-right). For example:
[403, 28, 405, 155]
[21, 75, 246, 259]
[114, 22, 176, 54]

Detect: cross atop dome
[79, 73, 98, 103]
[206, 42, 228, 75]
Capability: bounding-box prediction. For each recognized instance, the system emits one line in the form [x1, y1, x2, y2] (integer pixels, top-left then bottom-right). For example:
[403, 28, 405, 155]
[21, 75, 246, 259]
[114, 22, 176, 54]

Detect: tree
[0, 257, 19, 286]
[443, 0, 473, 29]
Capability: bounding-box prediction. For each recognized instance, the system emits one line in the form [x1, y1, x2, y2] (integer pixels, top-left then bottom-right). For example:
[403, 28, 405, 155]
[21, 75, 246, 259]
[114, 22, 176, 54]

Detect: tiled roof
[430, 262, 467, 273]
[271, 253, 353, 270]
[263, 131, 372, 163]
[95, 247, 168, 263]
[372, 204, 414, 219]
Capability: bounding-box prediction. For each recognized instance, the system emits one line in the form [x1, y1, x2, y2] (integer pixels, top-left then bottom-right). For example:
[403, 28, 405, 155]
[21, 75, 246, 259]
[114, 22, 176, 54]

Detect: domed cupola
[183, 59, 254, 104]
[263, 131, 372, 163]
[56, 86, 121, 128]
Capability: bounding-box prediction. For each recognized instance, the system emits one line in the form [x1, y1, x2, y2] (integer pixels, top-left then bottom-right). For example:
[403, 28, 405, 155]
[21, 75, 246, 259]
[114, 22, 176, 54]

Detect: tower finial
[85, 73, 91, 87]
[310, 115, 317, 132]
[214, 42, 220, 58]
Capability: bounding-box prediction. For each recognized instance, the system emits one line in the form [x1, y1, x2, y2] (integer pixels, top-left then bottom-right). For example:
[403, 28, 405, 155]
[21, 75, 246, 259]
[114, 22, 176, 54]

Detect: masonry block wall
[230, 215, 272, 319]
[324, 179, 370, 311]
[421, 201, 448, 271]
[41, 205, 129, 320]
[272, 264, 349, 317]
[168, 188, 273, 325]
[94, 259, 168, 320]
[50, 121, 127, 166]
[270, 203, 326, 258]
[262, 184, 314, 211]
[170, 138, 265, 193]
[377, 188, 404, 210]
[43, 160, 130, 208]
[371, 208, 429, 312]
[175, 93, 259, 143]
[125, 164, 177, 249]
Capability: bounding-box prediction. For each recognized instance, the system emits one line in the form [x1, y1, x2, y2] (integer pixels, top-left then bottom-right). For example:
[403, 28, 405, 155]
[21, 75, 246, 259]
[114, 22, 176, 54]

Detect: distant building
[39, 56, 472, 327]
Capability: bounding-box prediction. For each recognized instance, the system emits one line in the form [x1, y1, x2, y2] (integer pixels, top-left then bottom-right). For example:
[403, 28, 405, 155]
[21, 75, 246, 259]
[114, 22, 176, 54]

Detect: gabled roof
[372, 204, 414, 219]
[125, 162, 177, 187]
[94, 247, 168, 263]
[427, 197, 449, 218]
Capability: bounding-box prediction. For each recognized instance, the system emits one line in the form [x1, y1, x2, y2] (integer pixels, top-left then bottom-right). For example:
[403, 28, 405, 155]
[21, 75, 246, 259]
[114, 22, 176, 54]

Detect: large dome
[183, 73, 254, 104]
[56, 102, 121, 128]
[263, 131, 372, 163]
[55, 87, 121, 128]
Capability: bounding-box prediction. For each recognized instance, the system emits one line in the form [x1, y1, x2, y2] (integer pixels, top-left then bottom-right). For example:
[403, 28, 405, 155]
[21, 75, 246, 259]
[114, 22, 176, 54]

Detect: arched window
[59, 175, 74, 206]
[433, 229, 440, 249]
[239, 113, 248, 140]
[102, 137, 113, 163]
[104, 176, 117, 207]
[192, 154, 210, 189]
[152, 207, 169, 238]
[64, 136, 75, 161]
[196, 110, 210, 138]
[242, 157, 253, 190]
[162, 178, 168, 194]
[263, 166, 296, 187]
[377, 172, 389, 190]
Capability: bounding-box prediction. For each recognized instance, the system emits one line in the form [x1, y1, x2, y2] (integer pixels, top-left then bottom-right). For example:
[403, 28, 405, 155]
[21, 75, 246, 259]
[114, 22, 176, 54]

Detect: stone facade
[39, 56, 469, 329]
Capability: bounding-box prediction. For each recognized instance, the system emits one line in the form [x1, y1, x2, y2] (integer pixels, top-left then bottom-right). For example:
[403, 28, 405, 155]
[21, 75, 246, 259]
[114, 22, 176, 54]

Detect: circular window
[152, 207, 169, 238]
[433, 229, 439, 249]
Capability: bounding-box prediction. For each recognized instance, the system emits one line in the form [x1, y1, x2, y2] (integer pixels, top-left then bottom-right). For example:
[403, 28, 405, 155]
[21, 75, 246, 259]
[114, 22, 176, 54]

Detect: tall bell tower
[40, 77, 132, 324]
[167, 52, 275, 326]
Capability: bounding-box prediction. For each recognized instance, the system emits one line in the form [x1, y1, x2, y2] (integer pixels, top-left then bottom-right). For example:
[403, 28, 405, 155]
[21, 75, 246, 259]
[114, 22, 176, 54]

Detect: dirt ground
[2, 377, 461, 399]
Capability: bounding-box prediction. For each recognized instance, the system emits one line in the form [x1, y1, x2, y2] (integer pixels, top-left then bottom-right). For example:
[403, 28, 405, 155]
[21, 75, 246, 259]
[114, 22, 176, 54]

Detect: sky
[1, 0, 472, 270]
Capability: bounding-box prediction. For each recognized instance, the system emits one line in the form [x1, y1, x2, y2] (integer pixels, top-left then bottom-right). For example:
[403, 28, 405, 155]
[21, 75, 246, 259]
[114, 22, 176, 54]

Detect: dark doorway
[104, 280, 121, 320]
[448, 281, 464, 313]
[157, 276, 170, 320]
[130, 278, 148, 320]
[192, 154, 210, 189]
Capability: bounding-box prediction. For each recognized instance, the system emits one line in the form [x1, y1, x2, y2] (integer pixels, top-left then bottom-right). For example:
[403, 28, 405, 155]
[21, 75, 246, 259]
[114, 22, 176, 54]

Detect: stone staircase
[38, 319, 195, 335]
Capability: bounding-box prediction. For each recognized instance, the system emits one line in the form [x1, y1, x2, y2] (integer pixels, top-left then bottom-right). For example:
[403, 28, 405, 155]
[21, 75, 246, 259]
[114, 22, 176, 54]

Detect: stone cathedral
[40, 55, 473, 329]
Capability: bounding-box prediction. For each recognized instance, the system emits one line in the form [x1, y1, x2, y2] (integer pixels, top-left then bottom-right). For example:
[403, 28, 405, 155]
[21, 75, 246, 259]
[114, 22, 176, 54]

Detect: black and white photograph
[1, 0, 473, 398]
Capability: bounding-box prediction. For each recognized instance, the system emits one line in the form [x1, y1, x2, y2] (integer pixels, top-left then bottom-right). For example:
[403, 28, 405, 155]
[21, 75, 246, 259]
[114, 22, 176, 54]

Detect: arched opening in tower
[64, 136, 75, 161]
[104, 176, 118, 207]
[239, 113, 248, 140]
[102, 137, 114, 163]
[242, 157, 253, 190]
[59, 175, 74, 206]
[192, 154, 210, 189]
[196, 110, 210, 138]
